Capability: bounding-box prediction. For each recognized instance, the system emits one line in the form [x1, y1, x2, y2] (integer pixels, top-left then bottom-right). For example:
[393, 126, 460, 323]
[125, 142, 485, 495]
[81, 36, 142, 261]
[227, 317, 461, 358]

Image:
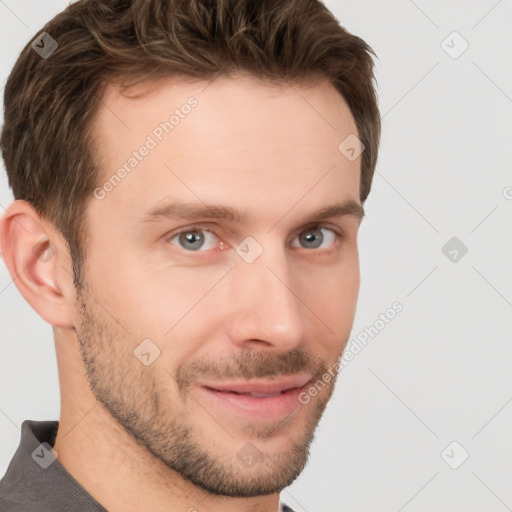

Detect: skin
[1, 73, 363, 512]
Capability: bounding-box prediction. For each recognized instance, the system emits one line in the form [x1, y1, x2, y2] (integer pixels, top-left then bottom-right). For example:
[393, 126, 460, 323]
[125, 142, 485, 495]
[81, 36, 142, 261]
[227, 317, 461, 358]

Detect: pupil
[181, 231, 203, 250]
[301, 228, 322, 249]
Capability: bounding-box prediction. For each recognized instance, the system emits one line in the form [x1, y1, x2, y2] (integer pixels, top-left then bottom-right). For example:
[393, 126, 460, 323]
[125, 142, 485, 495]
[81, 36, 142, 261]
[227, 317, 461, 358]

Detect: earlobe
[0, 200, 75, 328]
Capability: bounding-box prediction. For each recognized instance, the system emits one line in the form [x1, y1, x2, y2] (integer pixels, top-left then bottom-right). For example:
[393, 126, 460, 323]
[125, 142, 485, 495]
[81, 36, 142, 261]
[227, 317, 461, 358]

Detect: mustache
[175, 346, 331, 390]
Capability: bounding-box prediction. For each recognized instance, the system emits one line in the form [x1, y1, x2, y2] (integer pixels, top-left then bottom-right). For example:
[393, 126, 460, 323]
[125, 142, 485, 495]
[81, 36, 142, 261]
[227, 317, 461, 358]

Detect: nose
[224, 243, 306, 352]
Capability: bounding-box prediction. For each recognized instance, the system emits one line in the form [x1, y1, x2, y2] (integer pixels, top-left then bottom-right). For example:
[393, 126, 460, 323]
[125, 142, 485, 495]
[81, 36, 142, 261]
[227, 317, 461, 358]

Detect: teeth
[248, 392, 282, 398]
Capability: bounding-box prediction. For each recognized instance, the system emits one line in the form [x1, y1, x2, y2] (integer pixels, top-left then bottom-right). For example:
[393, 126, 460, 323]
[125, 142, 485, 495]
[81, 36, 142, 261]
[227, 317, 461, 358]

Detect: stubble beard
[73, 284, 342, 497]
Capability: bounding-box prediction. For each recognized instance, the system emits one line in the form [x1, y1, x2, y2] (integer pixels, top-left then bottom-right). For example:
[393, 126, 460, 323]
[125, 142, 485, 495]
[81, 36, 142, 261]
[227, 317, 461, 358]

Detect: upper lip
[199, 374, 312, 395]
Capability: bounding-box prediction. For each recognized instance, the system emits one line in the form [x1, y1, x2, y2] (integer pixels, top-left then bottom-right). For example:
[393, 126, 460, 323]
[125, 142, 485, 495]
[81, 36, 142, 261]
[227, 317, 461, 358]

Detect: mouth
[195, 374, 313, 420]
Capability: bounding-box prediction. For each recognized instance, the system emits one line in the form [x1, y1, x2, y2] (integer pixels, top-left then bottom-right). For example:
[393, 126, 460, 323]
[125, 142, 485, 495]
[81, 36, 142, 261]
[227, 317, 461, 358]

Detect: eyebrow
[140, 198, 364, 225]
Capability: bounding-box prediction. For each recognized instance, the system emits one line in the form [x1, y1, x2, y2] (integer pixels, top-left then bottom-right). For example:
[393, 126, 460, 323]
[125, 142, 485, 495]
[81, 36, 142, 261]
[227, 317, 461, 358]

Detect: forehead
[89, 73, 361, 227]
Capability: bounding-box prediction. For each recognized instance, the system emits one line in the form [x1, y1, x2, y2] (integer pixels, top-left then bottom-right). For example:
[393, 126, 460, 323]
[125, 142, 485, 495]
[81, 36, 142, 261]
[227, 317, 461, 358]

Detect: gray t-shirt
[0, 420, 296, 512]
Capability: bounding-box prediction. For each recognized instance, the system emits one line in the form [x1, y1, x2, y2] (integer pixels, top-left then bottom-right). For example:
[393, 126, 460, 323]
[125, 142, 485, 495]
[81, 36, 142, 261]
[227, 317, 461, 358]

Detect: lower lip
[197, 383, 310, 421]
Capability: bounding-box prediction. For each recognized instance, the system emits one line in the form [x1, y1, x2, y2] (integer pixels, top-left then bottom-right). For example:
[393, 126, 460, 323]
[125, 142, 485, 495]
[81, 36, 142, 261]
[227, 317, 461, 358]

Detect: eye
[291, 225, 340, 250]
[168, 228, 221, 252]
[166, 224, 341, 253]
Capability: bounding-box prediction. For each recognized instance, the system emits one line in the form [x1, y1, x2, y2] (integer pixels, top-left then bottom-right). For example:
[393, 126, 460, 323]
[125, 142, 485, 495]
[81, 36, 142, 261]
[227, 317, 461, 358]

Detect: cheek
[300, 254, 360, 328]
[107, 259, 228, 344]
[80, 252, 176, 341]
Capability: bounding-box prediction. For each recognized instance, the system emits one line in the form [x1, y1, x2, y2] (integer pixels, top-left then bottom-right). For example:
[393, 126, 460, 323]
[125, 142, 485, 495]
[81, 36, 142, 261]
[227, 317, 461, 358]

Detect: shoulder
[0, 495, 40, 512]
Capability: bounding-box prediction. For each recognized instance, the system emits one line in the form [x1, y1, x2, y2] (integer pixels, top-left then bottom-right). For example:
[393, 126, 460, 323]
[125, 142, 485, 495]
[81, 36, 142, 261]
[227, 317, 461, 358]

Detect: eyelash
[165, 223, 344, 253]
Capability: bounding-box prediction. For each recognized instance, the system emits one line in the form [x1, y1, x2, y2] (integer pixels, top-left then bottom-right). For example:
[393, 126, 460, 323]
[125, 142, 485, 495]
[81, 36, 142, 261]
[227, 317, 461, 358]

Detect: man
[0, 0, 380, 510]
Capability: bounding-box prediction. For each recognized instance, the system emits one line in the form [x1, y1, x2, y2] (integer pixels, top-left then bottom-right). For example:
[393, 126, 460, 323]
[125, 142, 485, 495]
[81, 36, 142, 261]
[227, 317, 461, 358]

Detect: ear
[0, 200, 76, 328]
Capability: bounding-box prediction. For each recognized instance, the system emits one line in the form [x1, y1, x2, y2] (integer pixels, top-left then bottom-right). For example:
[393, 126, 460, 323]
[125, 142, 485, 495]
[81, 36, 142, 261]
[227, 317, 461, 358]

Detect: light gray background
[1, 1, 511, 511]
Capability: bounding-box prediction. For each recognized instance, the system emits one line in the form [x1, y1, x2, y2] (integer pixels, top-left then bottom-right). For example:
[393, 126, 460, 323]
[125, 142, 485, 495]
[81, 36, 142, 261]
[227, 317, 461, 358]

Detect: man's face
[74, 74, 362, 497]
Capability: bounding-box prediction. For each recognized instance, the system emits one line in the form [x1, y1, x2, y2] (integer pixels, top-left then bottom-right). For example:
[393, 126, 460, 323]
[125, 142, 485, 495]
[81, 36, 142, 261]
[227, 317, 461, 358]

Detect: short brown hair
[1, 0, 380, 286]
